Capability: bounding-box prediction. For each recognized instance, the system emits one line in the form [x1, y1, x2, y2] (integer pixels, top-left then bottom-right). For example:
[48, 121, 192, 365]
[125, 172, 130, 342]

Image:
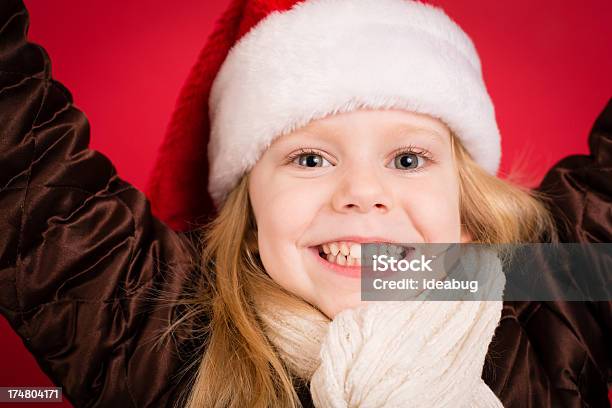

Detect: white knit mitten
[310, 299, 504, 408]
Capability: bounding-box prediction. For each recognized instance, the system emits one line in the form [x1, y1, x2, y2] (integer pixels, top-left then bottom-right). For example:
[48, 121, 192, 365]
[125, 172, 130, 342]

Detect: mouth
[309, 239, 414, 278]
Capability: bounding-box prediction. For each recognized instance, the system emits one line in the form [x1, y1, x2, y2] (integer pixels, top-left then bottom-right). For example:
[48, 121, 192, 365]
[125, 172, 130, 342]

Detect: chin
[317, 292, 365, 320]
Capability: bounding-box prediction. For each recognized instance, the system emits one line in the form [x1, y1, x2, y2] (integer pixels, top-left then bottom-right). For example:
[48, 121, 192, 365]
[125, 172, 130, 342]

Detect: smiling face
[248, 108, 470, 318]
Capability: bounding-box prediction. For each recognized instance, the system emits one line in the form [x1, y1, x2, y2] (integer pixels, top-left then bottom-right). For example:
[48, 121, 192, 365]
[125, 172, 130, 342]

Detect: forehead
[284, 108, 450, 143]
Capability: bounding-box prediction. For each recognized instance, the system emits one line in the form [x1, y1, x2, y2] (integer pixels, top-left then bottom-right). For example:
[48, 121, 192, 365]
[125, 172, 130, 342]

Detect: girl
[1, 0, 610, 407]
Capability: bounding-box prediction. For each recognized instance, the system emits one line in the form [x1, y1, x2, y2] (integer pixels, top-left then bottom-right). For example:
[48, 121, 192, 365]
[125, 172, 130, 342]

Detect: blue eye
[388, 145, 433, 171]
[393, 153, 423, 170]
[288, 148, 430, 170]
[291, 151, 332, 168]
[298, 154, 323, 167]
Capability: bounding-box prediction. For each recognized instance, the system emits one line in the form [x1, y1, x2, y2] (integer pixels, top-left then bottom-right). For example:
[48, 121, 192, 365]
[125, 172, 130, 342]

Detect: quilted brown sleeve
[533, 98, 612, 405]
[0, 1, 200, 406]
[538, 97, 612, 243]
[536, 97, 611, 354]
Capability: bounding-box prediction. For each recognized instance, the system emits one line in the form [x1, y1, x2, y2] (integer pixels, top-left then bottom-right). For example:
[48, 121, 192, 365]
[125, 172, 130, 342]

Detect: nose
[331, 165, 393, 214]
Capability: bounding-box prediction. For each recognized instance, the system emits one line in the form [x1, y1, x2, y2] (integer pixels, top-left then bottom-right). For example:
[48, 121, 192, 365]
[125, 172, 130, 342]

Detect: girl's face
[248, 109, 470, 319]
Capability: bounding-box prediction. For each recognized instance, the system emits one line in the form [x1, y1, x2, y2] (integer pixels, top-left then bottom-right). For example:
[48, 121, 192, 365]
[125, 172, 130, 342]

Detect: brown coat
[0, 1, 610, 406]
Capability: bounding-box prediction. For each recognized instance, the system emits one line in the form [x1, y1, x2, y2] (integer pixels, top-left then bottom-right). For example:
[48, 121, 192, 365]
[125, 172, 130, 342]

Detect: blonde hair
[177, 134, 557, 407]
[451, 135, 557, 244]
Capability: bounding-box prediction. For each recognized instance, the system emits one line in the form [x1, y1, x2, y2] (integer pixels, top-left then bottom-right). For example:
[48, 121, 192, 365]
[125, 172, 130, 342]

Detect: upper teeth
[319, 241, 407, 268]
[322, 241, 361, 258]
[321, 241, 406, 255]
[377, 243, 405, 257]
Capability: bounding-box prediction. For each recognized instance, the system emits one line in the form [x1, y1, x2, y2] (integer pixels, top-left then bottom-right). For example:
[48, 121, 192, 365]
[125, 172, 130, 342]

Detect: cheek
[249, 173, 327, 296]
[397, 173, 461, 242]
[251, 176, 319, 247]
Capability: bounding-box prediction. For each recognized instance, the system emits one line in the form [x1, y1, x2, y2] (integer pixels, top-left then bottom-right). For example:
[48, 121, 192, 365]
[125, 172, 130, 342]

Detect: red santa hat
[146, 0, 501, 232]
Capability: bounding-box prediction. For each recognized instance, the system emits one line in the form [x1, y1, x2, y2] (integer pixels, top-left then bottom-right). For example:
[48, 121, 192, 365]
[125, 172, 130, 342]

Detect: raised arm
[0, 1, 200, 406]
[535, 97, 612, 404]
[538, 97, 612, 242]
[537, 97, 611, 344]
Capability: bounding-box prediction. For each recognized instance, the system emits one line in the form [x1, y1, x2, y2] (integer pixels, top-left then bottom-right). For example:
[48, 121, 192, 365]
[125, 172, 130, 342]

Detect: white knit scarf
[255, 247, 506, 407]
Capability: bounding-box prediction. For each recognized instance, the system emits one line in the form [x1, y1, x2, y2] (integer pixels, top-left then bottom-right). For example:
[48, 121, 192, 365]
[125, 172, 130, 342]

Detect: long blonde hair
[177, 134, 557, 407]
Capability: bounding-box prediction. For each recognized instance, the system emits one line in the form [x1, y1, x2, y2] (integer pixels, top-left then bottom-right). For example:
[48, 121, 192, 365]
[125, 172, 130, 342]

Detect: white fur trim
[208, 0, 501, 206]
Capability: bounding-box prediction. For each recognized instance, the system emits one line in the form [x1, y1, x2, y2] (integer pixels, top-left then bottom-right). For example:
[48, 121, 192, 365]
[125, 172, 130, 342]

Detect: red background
[2, 1, 611, 406]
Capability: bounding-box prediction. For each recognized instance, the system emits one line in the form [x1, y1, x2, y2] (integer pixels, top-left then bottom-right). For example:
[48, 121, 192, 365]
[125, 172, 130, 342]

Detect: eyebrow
[279, 122, 449, 146]
[277, 127, 336, 146]
[385, 124, 448, 142]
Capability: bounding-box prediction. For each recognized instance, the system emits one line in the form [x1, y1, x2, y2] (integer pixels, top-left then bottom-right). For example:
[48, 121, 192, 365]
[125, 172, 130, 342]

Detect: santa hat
[146, 0, 501, 232]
